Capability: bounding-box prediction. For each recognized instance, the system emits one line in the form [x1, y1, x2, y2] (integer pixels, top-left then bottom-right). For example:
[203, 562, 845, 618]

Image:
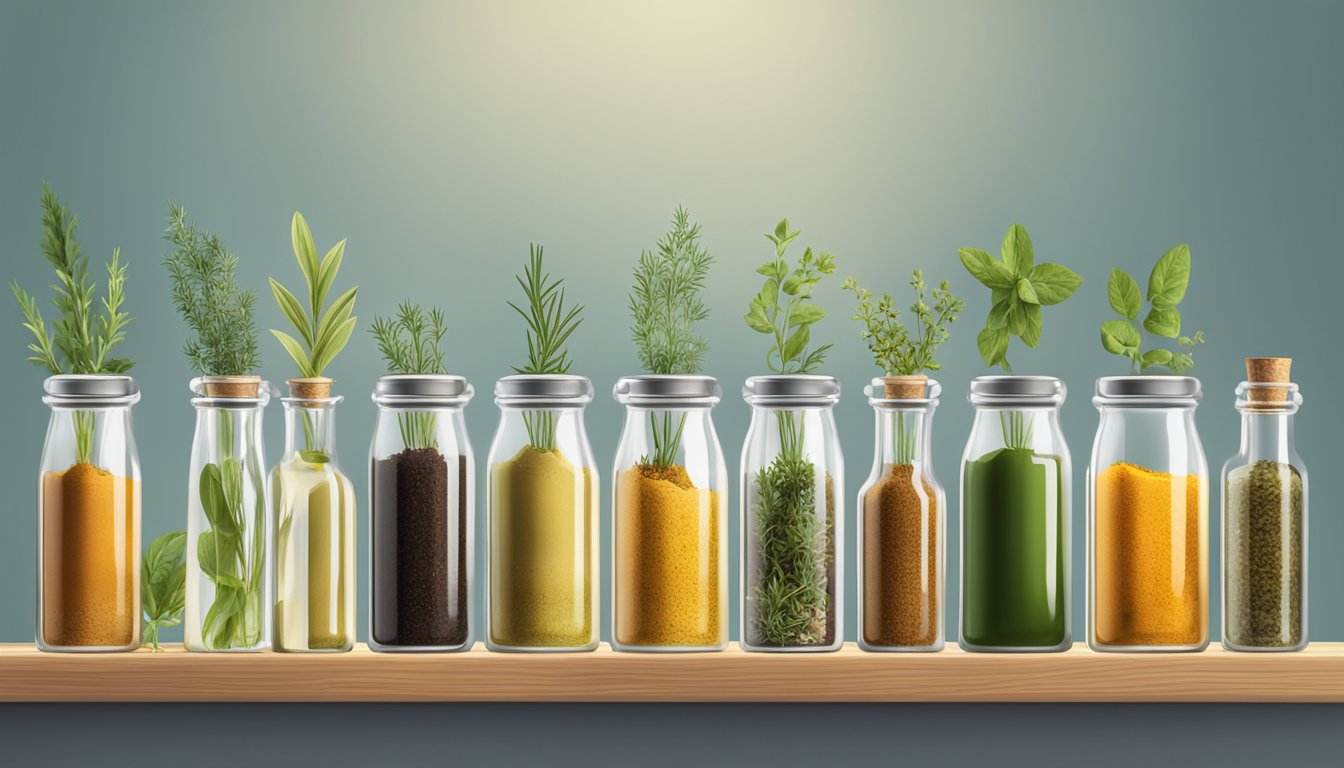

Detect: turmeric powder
[1094, 461, 1206, 648]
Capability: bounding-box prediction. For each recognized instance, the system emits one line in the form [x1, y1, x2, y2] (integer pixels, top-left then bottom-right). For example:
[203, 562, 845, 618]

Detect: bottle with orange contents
[1087, 376, 1209, 652]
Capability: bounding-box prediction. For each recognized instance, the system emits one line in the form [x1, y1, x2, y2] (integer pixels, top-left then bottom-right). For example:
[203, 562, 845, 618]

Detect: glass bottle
[1221, 358, 1307, 652]
[37, 375, 142, 652]
[185, 376, 274, 652]
[369, 374, 475, 652]
[272, 377, 356, 653]
[740, 375, 844, 653]
[611, 375, 728, 652]
[858, 376, 946, 652]
[1088, 375, 1208, 652]
[487, 374, 598, 652]
[959, 376, 1071, 652]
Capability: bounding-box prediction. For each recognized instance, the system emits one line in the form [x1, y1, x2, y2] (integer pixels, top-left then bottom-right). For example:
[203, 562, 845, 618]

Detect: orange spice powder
[862, 463, 938, 647]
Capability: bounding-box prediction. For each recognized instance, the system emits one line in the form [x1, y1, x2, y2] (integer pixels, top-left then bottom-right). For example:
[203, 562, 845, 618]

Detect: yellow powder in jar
[41, 463, 138, 648]
[1094, 461, 1206, 647]
[615, 464, 723, 648]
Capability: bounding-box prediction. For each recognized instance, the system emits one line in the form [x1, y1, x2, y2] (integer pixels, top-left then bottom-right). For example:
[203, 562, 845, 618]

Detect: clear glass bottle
[959, 376, 1071, 652]
[611, 375, 728, 652]
[37, 374, 142, 652]
[487, 374, 598, 652]
[859, 376, 946, 652]
[1221, 359, 1307, 652]
[1088, 376, 1208, 652]
[740, 375, 843, 653]
[185, 376, 273, 652]
[369, 374, 475, 652]
[272, 377, 356, 653]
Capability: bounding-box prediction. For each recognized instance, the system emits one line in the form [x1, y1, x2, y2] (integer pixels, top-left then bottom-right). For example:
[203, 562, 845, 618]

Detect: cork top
[287, 377, 333, 400]
[882, 374, 928, 400]
[201, 375, 261, 398]
[1245, 357, 1291, 405]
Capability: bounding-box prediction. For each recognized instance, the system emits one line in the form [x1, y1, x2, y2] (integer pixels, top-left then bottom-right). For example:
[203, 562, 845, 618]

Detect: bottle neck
[1239, 409, 1294, 463]
[284, 401, 338, 459]
[874, 405, 933, 466]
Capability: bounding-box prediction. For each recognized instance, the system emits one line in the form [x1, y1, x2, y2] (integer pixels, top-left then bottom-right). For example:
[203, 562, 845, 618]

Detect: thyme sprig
[163, 203, 259, 376]
[509, 245, 584, 451]
[370, 302, 448, 450]
[842, 269, 963, 377]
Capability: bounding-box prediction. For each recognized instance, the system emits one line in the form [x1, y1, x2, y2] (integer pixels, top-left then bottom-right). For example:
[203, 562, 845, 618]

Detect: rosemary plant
[628, 206, 712, 467]
[370, 302, 448, 450]
[508, 245, 584, 452]
[11, 184, 134, 466]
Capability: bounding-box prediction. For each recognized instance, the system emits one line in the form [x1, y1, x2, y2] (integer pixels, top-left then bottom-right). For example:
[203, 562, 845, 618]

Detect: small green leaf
[1100, 319, 1141, 356]
[269, 278, 312, 347]
[1006, 301, 1027, 336]
[300, 449, 329, 464]
[1141, 348, 1174, 370]
[291, 212, 319, 287]
[782, 324, 809, 362]
[1144, 306, 1181, 338]
[1021, 304, 1043, 348]
[1147, 243, 1191, 308]
[760, 279, 778, 308]
[1168, 351, 1195, 372]
[977, 326, 1009, 367]
[312, 314, 358, 376]
[1107, 268, 1142, 320]
[314, 238, 347, 309]
[1001, 223, 1034, 276]
[1028, 263, 1083, 305]
[958, 248, 1014, 289]
[987, 297, 1011, 329]
[781, 274, 802, 296]
[1016, 278, 1039, 305]
[269, 329, 314, 378]
[744, 303, 772, 334]
[774, 219, 790, 241]
[788, 302, 825, 327]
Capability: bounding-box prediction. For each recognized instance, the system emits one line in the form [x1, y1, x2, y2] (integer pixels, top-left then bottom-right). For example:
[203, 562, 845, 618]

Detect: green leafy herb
[629, 207, 713, 467]
[163, 203, 259, 376]
[958, 223, 1082, 372]
[744, 219, 836, 375]
[751, 454, 834, 647]
[508, 245, 584, 451]
[842, 269, 963, 376]
[142, 530, 187, 651]
[11, 184, 134, 466]
[268, 212, 358, 379]
[195, 457, 266, 650]
[1101, 243, 1206, 372]
[370, 302, 449, 450]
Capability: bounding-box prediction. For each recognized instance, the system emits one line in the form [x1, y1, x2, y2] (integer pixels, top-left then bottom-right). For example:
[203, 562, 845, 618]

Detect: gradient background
[2, 0, 1341, 764]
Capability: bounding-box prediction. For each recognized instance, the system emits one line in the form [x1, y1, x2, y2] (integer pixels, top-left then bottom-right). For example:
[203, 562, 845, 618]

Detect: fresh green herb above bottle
[164, 203, 259, 376]
[1100, 243, 1206, 372]
[370, 301, 448, 450]
[268, 212, 358, 381]
[745, 219, 836, 377]
[508, 245, 584, 452]
[843, 269, 963, 377]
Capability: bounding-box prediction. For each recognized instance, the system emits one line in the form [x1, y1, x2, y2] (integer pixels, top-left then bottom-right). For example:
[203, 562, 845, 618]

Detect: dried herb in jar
[1225, 460, 1303, 648]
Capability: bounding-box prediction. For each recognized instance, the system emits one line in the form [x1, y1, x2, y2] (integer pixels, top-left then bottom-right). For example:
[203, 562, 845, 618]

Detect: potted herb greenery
[740, 219, 843, 652]
[268, 211, 358, 652]
[612, 207, 727, 651]
[163, 203, 269, 652]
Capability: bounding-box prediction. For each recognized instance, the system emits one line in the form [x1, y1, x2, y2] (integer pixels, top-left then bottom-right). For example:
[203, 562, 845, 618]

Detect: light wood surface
[1, 642, 1340, 702]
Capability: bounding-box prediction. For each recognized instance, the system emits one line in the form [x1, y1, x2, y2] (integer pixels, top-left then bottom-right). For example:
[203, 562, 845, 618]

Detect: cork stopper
[882, 374, 928, 400]
[1245, 357, 1291, 405]
[201, 375, 261, 398]
[287, 377, 333, 401]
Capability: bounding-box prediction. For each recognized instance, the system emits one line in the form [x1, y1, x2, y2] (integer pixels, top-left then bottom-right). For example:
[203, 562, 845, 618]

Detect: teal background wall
[2, 0, 1341, 655]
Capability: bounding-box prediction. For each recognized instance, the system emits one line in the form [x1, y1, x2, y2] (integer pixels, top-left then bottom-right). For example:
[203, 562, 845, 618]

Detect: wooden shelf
[1, 642, 1340, 703]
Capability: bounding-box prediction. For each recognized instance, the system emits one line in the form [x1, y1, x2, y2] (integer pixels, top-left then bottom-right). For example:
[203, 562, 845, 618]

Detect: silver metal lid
[968, 375, 1065, 407]
[495, 374, 593, 406]
[742, 374, 841, 408]
[374, 374, 474, 407]
[1095, 375, 1201, 407]
[613, 375, 720, 408]
[42, 374, 140, 406]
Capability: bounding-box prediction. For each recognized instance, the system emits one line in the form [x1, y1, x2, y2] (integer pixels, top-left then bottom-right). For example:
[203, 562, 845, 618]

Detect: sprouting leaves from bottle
[1100, 243, 1206, 373]
[744, 219, 837, 374]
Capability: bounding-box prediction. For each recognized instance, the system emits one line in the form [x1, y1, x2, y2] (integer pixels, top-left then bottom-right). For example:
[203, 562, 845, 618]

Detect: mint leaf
[977, 325, 1009, 367]
[1101, 319, 1141, 356]
[958, 248, 1014, 289]
[1021, 303, 1043, 348]
[1147, 243, 1191, 308]
[1028, 263, 1083, 305]
[1143, 307, 1181, 338]
[1016, 278, 1040, 305]
[1107, 268, 1141, 320]
[1001, 223, 1034, 276]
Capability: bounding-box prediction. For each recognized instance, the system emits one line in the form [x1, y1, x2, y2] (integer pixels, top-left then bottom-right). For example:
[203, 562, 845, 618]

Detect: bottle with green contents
[959, 376, 1071, 652]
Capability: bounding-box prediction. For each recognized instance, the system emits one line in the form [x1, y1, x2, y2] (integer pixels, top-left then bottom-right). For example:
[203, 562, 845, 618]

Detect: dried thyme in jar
[1225, 460, 1303, 648]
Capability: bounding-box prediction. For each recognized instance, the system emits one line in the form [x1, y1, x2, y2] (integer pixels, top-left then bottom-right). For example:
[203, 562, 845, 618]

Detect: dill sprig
[629, 206, 713, 468]
[370, 302, 448, 451]
[11, 184, 134, 466]
[508, 245, 584, 451]
[163, 203, 259, 376]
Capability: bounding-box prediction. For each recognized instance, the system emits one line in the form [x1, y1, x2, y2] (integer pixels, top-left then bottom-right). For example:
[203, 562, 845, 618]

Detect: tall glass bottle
[369, 374, 475, 652]
[740, 375, 843, 653]
[960, 376, 1071, 652]
[186, 376, 273, 652]
[37, 374, 142, 652]
[1088, 375, 1208, 652]
[858, 376, 945, 652]
[1222, 358, 1308, 652]
[272, 377, 355, 653]
[611, 375, 728, 652]
[487, 374, 598, 652]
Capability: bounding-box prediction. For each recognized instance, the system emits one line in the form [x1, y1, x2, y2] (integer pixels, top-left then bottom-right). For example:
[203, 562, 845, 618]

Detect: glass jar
[369, 374, 475, 652]
[858, 376, 946, 652]
[185, 376, 274, 652]
[487, 374, 598, 652]
[37, 375, 142, 652]
[959, 376, 1071, 652]
[272, 377, 356, 653]
[611, 375, 728, 653]
[740, 375, 843, 652]
[1221, 368, 1308, 652]
[1088, 376, 1208, 652]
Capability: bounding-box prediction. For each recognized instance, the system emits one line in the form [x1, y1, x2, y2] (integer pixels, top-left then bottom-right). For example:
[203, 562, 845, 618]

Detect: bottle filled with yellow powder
[611, 375, 727, 652]
[1088, 376, 1208, 652]
[272, 378, 356, 653]
[487, 375, 599, 652]
[37, 375, 142, 652]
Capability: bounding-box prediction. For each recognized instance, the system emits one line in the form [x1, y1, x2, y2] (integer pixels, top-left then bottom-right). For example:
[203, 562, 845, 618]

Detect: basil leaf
[781, 274, 803, 296]
[1016, 278, 1040, 305]
[1029, 263, 1083, 305]
[1147, 243, 1191, 308]
[1143, 307, 1181, 338]
[1001, 223, 1034, 276]
[1021, 304, 1043, 348]
[977, 326, 1009, 367]
[1100, 319, 1141, 356]
[1141, 348, 1174, 370]
[745, 302, 772, 334]
[788, 302, 826, 327]
[1007, 301, 1027, 336]
[1107, 268, 1142, 320]
[987, 296, 1011, 329]
[782, 324, 809, 361]
[959, 248, 1014, 289]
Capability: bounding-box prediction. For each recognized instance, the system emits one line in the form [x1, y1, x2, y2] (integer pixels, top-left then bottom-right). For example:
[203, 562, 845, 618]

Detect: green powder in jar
[1225, 460, 1303, 648]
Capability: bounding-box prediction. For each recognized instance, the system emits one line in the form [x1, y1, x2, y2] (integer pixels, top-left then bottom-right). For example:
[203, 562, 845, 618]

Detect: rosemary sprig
[508, 245, 584, 451]
[629, 206, 713, 467]
[163, 203, 259, 376]
[370, 302, 448, 451]
[752, 453, 831, 646]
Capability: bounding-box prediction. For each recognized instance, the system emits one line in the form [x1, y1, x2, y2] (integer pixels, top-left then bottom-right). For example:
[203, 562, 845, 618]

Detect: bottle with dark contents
[369, 374, 474, 652]
[1221, 358, 1308, 652]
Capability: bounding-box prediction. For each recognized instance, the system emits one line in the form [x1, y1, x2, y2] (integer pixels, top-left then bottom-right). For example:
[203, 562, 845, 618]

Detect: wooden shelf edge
[1, 642, 1341, 703]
